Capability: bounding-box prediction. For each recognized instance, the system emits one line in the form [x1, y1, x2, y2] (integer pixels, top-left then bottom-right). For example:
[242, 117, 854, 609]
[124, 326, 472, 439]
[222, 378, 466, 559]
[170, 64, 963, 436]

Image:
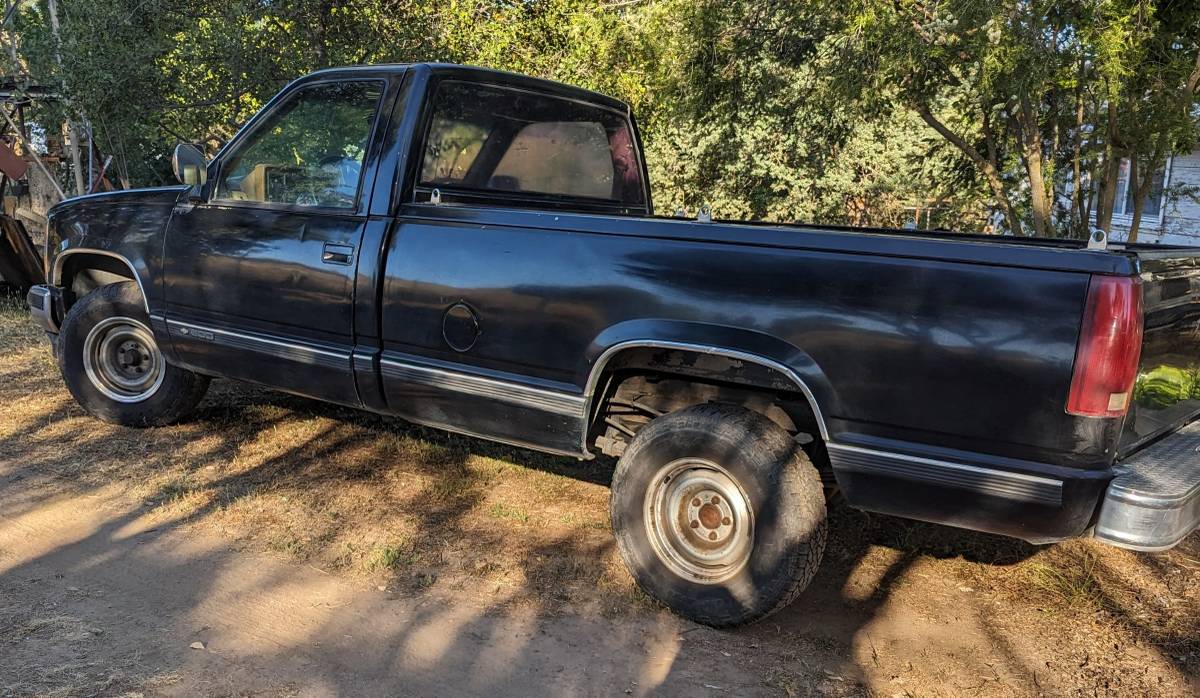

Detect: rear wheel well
[587, 347, 831, 483]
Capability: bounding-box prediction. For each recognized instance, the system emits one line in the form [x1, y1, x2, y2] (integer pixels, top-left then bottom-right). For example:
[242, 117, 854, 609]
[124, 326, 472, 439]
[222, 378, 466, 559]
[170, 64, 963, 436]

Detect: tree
[1092, 1, 1200, 242]
[608, 0, 987, 225]
[13, 0, 1191, 240]
[821, 0, 1200, 238]
[13, 0, 439, 184]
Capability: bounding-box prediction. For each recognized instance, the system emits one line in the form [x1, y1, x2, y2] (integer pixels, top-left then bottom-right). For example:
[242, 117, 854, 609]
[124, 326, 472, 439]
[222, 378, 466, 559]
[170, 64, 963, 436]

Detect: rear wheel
[610, 403, 827, 627]
[58, 282, 209, 426]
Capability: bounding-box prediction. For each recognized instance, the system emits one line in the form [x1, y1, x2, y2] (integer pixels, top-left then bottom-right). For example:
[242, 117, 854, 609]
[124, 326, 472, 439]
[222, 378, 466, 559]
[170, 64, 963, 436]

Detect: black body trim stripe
[828, 443, 1063, 506]
[379, 355, 585, 417]
[165, 319, 351, 371]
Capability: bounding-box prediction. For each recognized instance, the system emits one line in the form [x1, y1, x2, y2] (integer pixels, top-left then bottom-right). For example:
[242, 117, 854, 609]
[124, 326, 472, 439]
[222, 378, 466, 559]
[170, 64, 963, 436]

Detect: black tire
[58, 281, 209, 426]
[610, 403, 827, 627]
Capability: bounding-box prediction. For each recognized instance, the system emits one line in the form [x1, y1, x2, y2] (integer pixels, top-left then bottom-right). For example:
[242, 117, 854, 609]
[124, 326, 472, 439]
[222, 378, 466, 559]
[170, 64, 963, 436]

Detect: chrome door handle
[322, 243, 354, 265]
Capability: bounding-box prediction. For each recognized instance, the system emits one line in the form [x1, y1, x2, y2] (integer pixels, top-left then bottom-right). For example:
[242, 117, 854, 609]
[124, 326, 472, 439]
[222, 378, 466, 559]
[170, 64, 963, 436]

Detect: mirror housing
[171, 143, 207, 198]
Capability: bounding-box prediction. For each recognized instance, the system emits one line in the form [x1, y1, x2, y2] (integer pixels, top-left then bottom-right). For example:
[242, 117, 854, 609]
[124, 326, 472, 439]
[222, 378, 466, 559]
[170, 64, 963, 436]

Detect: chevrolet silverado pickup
[27, 64, 1200, 627]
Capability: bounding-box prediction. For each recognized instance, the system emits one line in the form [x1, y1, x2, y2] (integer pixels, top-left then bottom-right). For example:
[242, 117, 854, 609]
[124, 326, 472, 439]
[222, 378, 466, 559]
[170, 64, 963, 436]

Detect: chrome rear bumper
[1095, 419, 1200, 551]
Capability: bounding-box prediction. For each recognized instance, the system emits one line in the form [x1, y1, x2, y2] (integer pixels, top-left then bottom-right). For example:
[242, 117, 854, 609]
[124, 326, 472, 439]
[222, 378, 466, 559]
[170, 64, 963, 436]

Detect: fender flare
[580, 320, 839, 455]
[583, 339, 831, 441]
[52, 248, 150, 313]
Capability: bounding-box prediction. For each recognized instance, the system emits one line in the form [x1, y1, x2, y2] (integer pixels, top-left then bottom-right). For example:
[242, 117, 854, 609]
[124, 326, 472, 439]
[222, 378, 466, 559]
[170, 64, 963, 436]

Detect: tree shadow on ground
[1, 372, 1196, 696]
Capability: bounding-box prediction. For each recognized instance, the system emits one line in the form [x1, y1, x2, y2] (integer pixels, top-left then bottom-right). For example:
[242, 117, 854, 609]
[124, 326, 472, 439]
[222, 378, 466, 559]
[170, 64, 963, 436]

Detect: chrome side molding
[380, 355, 586, 417]
[165, 319, 351, 370]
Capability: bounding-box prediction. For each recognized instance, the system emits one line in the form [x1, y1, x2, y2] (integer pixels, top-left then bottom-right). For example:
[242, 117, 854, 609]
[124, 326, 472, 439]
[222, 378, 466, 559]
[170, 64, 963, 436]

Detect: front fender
[47, 186, 187, 312]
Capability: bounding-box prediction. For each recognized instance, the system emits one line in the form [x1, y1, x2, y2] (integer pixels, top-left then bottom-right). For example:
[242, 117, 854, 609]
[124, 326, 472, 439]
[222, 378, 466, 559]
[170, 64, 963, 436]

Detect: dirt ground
[0, 293, 1197, 697]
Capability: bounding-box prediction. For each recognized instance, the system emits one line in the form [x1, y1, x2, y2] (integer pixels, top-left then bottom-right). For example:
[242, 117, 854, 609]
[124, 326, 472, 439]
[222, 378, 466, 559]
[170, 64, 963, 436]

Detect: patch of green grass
[427, 470, 485, 501]
[365, 541, 419, 571]
[266, 531, 307, 558]
[1030, 553, 1101, 609]
[150, 477, 198, 505]
[488, 502, 529, 523]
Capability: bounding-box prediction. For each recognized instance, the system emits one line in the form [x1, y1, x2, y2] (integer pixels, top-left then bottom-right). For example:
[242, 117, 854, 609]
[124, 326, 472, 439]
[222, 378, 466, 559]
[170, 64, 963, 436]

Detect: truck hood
[49, 186, 189, 217]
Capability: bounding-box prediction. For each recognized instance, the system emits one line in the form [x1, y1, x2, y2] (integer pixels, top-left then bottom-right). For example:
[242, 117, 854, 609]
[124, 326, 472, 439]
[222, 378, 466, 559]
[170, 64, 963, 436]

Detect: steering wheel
[312, 155, 360, 207]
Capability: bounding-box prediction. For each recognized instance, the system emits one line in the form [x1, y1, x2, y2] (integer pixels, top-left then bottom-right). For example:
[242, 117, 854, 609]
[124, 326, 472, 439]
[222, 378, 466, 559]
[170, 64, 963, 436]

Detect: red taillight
[1066, 275, 1144, 417]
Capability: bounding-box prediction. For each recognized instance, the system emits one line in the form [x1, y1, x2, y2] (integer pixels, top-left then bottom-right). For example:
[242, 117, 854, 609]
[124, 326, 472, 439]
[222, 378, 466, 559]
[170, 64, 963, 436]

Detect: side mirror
[171, 143, 208, 195]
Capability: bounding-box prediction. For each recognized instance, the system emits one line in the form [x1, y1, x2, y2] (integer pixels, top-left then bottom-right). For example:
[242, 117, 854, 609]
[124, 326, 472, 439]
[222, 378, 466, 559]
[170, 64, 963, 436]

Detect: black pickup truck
[27, 64, 1200, 627]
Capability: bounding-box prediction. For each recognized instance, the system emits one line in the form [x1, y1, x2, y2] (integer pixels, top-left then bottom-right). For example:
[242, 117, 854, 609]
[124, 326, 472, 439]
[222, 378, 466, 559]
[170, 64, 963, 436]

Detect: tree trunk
[1019, 96, 1052, 237]
[1127, 156, 1142, 244]
[1069, 67, 1087, 238]
[1127, 138, 1169, 244]
[46, 0, 86, 197]
[1095, 100, 1120, 233]
[915, 104, 1022, 235]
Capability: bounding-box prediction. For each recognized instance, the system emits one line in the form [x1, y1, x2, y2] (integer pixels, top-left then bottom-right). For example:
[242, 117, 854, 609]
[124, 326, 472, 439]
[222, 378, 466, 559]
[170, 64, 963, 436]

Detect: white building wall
[1108, 150, 1200, 246]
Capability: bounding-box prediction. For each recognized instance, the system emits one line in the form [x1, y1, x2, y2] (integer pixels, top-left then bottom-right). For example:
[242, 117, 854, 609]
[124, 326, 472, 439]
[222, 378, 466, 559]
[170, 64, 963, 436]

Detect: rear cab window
[416, 81, 646, 213]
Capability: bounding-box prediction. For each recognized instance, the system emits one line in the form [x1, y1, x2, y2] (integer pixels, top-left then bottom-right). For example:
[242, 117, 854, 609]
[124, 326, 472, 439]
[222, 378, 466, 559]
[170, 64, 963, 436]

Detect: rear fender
[582, 319, 839, 445]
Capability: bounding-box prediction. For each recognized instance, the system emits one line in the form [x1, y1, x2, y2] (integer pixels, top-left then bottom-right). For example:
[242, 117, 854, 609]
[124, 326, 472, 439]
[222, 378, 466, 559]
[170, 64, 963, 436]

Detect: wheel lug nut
[710, 496, 720, 505]
[690, 520, 699, 528]
[708, 532, 717, 541]
[722, 516, 731, 526]
[691, 498, 700, 507]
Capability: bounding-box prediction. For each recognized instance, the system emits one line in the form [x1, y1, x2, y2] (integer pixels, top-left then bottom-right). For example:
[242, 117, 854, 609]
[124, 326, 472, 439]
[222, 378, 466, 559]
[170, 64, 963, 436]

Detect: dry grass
[0, 289, 631, 612]
[1, 288, 1197, 695]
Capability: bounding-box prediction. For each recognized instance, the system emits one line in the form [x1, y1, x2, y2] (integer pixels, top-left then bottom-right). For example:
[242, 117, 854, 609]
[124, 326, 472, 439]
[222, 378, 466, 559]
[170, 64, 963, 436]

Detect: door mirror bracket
[172, 143, 208, 202]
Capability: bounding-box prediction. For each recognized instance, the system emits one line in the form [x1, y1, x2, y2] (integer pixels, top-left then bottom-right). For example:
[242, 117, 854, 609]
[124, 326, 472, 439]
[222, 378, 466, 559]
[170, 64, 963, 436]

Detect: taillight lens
[1066, 275, 1144, 417]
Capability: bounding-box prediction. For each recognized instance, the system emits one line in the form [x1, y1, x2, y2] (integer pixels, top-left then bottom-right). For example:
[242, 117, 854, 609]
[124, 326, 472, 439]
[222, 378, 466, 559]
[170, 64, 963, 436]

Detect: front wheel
[610, 403, 827, 627]
[58, 282, 209, 426]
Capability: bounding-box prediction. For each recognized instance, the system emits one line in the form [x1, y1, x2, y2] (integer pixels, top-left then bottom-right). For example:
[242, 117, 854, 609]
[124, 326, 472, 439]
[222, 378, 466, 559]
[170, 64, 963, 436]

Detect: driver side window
[215, 81, 383, 209]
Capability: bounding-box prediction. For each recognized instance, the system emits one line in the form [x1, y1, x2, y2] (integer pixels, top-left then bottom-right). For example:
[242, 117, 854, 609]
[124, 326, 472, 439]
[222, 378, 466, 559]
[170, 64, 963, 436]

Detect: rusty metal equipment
[0, 212, 43, 292]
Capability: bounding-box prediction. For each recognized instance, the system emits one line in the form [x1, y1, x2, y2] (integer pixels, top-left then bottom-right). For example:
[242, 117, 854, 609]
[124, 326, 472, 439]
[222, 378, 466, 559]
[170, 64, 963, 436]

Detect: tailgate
[1121, 251, 1200, 457]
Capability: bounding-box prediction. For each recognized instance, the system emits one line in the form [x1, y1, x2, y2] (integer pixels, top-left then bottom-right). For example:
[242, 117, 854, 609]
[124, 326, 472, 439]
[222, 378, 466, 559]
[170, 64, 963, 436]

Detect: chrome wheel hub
[82, 316, 165, 403]
[644, 458, 753, 584]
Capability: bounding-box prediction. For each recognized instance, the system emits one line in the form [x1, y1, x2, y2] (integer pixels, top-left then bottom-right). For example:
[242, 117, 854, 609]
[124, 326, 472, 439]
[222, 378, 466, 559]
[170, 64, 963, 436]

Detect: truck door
[376, 76, 649, 454]
[162, 78, 392, 406]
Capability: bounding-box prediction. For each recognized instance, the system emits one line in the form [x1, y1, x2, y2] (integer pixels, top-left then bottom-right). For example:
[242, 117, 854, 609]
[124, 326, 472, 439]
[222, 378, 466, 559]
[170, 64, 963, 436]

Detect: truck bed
[433, 205, 1159, 276]
[1122, 251, 1200, 455]
[414, 203, 1200, 454]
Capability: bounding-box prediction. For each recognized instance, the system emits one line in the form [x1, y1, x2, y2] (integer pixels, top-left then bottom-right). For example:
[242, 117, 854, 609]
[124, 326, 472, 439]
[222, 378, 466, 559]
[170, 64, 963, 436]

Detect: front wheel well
[56, 253, 143, 311]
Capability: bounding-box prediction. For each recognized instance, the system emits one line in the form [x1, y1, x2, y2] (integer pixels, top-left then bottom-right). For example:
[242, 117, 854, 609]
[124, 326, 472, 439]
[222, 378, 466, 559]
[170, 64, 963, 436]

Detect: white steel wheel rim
[644, 458, 754, 584]
[82, 316, 165, 403]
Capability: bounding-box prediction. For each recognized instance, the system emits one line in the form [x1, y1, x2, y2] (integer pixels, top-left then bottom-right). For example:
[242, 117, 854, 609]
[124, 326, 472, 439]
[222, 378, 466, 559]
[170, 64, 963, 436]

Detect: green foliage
[8, 0, 1196, 233]
[816, 0, 1200, 237]
[1134, 365, 1199, 408]
[13, 0, 440, 184]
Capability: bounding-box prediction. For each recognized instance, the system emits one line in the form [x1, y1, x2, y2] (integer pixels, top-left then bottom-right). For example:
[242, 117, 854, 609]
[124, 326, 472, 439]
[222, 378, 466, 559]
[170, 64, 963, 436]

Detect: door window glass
[216, 81, 383, 208]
